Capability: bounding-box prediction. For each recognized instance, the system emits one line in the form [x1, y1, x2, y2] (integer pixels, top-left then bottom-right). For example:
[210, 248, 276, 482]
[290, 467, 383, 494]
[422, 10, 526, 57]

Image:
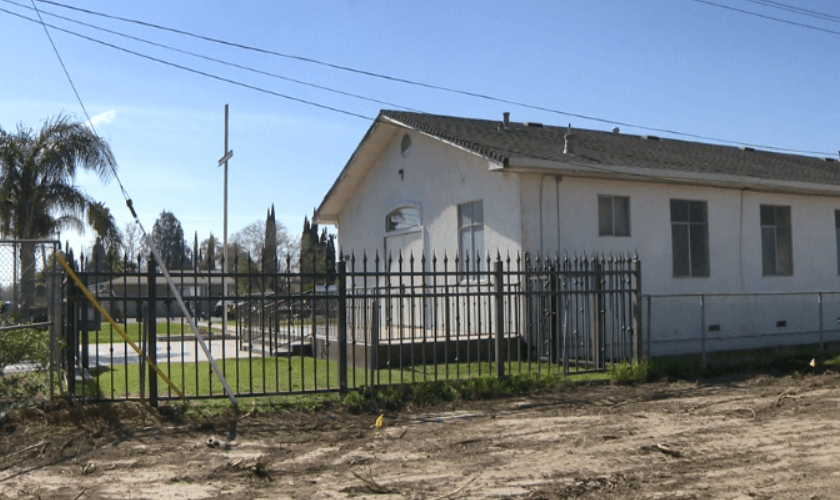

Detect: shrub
[0, 322, 52, 410]
[607, 358, 649, 383]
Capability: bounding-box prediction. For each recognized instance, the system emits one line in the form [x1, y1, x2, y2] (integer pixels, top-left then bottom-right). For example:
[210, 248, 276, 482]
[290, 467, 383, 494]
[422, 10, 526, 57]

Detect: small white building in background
[316, 110, 840, 357]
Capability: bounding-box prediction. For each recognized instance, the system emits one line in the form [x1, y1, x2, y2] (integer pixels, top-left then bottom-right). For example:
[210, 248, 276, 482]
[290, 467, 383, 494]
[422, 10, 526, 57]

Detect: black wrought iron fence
[62, 251, 641, 403]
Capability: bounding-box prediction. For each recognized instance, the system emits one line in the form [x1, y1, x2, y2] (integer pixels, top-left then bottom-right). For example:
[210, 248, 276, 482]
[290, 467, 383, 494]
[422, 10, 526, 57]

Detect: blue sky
[1, 0, 837, 257]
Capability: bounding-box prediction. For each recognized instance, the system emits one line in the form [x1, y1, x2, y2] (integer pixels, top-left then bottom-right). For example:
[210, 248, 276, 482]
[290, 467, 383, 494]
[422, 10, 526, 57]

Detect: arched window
[386, 206, 420, 232]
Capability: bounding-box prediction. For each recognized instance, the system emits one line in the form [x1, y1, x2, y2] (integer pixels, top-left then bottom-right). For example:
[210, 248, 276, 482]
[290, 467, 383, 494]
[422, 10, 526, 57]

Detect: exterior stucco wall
[536, 175, 840, 356]
[543, 175, 840, 296]
[336, 131, 522, 268]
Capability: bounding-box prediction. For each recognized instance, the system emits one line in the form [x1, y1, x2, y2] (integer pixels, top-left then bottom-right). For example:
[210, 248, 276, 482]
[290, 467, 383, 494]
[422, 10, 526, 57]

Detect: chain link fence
[0, 240, 62, 406]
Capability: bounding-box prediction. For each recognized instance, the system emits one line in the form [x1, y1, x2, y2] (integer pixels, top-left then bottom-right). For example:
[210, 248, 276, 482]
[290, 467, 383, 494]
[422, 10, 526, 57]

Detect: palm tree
[0, 115, 120, 310]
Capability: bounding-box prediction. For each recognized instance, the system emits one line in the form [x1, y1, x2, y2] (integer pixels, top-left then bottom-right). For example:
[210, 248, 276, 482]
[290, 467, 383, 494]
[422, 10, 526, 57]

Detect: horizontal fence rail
[644, 291, 840, 368]
[61, 250, 641, 403]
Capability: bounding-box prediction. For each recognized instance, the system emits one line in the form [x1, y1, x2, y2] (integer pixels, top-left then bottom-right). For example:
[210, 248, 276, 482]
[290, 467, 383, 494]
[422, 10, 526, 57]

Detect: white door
[382, 230, 425, 335]
[384, 230, 424, 271]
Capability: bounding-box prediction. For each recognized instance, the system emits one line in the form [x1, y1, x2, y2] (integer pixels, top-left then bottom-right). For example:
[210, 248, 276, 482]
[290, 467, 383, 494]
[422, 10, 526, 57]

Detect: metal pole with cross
[219, 104, 233, 337]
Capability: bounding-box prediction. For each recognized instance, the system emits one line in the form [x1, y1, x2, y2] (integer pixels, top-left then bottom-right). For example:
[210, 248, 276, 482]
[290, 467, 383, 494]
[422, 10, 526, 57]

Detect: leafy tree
[121, 221, 143, 270]
[229, 207, 296, 292]
[231, 213, 296, 270]
[149, 210, 191, 270]
[0, 115, 120, 310]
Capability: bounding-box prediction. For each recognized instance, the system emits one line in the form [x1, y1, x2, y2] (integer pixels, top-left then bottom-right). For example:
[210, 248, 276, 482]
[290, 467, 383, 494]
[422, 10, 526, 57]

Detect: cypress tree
[263, 205, 277, 290]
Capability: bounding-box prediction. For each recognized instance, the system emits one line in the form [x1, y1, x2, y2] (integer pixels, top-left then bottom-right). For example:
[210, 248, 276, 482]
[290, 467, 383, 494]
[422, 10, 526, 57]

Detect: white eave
[316, 115, 505, 225]
[496, 156, 840, 198]
[315, 118, 401, 224]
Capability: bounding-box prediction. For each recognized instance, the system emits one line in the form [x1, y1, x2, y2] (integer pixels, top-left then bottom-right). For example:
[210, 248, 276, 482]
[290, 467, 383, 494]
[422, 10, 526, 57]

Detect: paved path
[85, 338, 244, 366]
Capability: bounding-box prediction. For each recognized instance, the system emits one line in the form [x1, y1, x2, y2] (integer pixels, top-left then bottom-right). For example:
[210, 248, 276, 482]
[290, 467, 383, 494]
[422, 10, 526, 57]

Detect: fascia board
[497, 157, 840, 197]
[315, 119, 400, 224]
[318, 115, 507, 224]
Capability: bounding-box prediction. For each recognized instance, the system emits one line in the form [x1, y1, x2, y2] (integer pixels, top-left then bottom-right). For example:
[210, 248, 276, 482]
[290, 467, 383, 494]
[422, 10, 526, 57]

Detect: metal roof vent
[525, 122, 544, 128]
[612, 127, 620, 134]
[643, 135, 661, 141]
[502, 112, 510, 128]
[740, 146, 755, 152]
[823, 157, 837, 162]
[564, 124, 574, 155]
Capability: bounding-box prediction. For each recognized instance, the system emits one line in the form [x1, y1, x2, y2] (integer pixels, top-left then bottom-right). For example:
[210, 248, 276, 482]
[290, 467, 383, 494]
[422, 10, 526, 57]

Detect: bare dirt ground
[2, 371, 840, 499]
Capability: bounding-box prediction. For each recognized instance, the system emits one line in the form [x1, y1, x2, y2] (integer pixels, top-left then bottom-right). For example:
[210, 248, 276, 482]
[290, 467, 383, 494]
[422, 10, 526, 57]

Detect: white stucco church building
[316, 110, 840, 356]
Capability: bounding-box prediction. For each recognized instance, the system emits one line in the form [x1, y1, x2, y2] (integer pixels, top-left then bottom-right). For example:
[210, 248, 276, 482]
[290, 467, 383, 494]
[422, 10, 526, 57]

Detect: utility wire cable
[25, 0, 835, 156]
[690, 0, 840, 35]
[3, 0, 415, 112]
[6, 5, 835, 158]
[27, 1, 131, 203]
[1, 6, 373, 121]
[744, 0, 840, 23]
[27, 0, 239, 406]
[14, 1, 701, 194]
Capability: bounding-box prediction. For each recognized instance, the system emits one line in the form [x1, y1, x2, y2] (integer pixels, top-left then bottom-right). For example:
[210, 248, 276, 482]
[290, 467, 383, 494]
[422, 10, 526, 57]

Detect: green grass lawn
[87, 321, 228, 344]
[83, 355, 608, 400]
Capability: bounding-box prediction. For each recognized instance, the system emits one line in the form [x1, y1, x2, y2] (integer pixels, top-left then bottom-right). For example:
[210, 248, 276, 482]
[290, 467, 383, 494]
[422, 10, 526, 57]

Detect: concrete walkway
[85, 338, 244, 366]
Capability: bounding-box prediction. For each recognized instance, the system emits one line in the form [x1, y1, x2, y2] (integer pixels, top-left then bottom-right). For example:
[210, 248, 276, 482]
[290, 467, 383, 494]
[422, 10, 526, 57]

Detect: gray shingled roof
[381, 110, 840, 187]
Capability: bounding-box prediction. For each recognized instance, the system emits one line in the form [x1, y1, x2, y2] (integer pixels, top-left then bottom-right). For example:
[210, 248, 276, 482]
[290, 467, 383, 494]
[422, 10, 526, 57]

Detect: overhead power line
[24, 0, 836, 156]
[2, 0, 415, 112]
[690, 0, 840, 36]
[26, 0, 130, 203]
[0, 6, 374, 121]
[744, 0, 840, 23]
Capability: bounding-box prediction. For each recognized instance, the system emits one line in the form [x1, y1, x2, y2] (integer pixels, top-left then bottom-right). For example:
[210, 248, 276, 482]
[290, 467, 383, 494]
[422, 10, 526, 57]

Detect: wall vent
[776, 320, 786, 328]
[708, 324, 720, 332]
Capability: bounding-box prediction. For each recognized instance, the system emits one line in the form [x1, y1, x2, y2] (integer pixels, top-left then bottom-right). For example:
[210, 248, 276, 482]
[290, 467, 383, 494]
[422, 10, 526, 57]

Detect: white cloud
[88, 110, 116, 127]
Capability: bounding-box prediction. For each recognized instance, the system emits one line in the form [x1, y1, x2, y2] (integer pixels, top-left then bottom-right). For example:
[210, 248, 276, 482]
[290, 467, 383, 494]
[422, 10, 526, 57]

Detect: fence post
[64, 275, 77, 398]
[495, 261, 504, 379]
[632, 257, 642, 362]
[80, 274, 90, 376]
[593, 259, 604, 369]
[370, 299, 379, 396]
[818, 292, 824, 353]
[548, 259, 558, 365]
[338, 261, 347, 394]
[646, 295, 652, 361]
[148, 260, 158, 407]
[700, 294, 706, 373]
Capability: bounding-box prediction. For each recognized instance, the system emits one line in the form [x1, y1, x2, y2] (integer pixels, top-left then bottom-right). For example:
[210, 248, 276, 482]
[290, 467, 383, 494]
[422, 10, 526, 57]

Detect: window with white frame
[386, 206, 420, 232]
[760, 205, 793, 276]
[458, 200, 484, 278]
[670, 199, 709, 277]
[598, 195, 630, 237]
